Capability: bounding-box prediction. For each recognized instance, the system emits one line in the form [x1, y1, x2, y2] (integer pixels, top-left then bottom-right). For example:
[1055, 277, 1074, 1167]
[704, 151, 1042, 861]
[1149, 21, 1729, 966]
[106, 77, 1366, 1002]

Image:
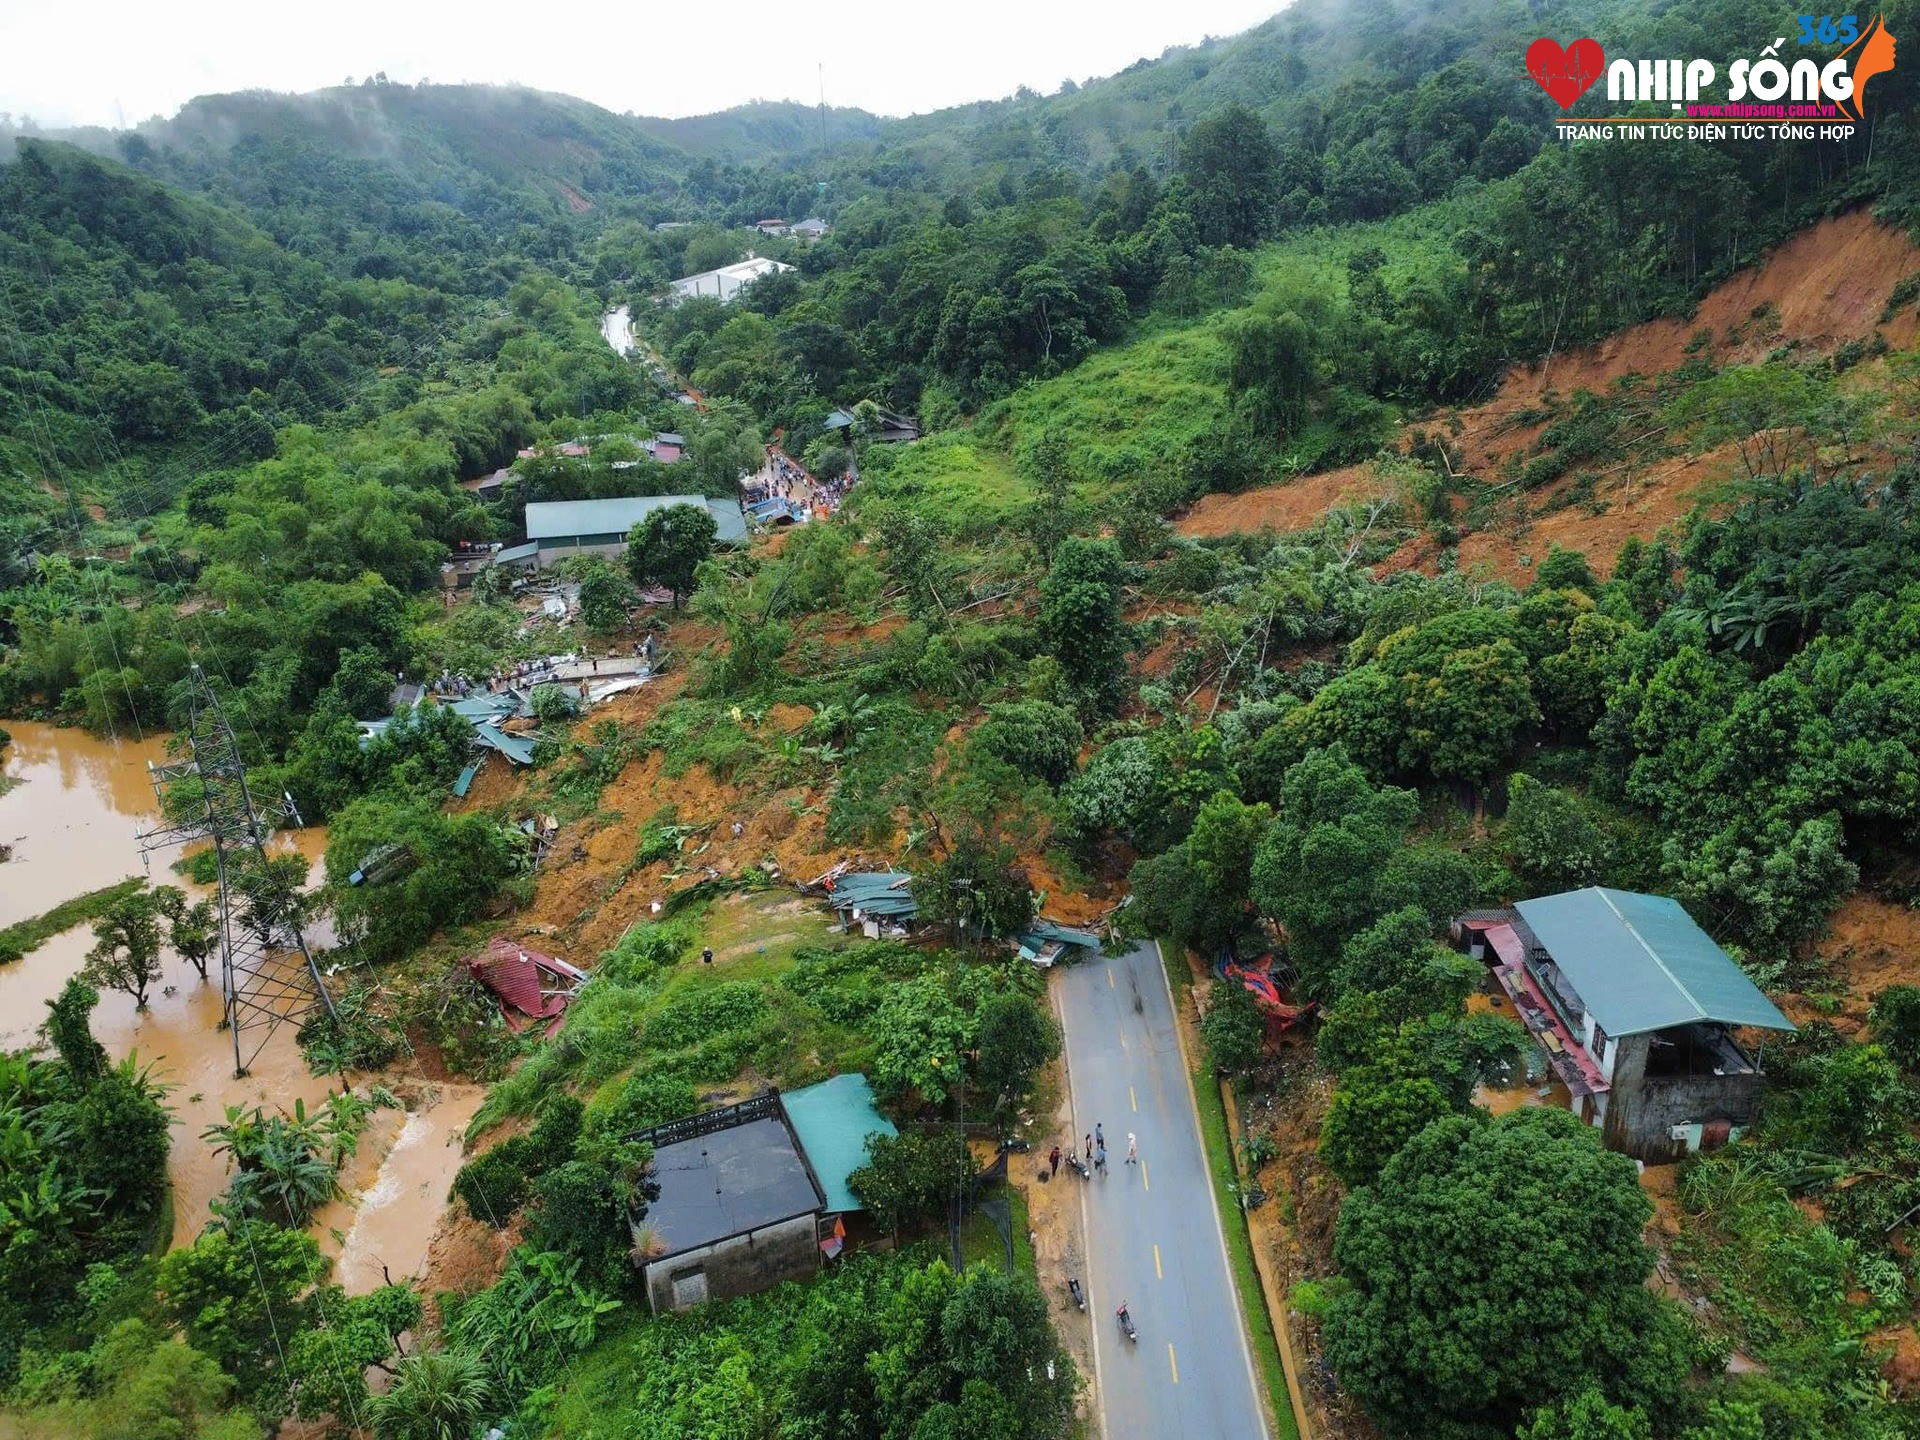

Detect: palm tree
[368, 1350, 490, 1440]
[203, 1102, 341, 1226]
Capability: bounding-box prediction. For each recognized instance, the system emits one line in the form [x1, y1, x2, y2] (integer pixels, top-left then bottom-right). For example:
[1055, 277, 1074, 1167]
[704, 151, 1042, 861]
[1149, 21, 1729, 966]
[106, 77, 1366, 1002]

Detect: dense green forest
[5, 0, 1920, 1438]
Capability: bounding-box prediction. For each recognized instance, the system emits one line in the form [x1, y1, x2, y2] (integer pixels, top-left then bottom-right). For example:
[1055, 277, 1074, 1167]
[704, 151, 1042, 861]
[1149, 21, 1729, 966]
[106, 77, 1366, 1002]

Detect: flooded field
[1, 722, 476, 1279]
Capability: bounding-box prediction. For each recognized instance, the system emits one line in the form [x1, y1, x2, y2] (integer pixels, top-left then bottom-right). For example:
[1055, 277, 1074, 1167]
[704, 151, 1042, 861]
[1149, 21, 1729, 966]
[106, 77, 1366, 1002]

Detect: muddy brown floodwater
[1, 722, 476, 1283]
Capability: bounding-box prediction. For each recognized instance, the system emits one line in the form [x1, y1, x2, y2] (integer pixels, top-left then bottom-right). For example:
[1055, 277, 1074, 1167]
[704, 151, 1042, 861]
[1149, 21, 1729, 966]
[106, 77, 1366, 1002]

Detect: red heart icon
[1527, 36, 1606, 109]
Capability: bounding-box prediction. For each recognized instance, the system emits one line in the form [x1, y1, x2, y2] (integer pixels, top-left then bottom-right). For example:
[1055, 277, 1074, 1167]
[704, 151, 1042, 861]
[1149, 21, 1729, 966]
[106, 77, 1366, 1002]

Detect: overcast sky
[0, 0, 1285, 130]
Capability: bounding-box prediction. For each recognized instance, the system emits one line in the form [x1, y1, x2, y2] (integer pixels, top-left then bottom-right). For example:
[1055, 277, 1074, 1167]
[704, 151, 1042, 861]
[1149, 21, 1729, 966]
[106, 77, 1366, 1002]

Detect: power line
[136, 663, 338, 1077]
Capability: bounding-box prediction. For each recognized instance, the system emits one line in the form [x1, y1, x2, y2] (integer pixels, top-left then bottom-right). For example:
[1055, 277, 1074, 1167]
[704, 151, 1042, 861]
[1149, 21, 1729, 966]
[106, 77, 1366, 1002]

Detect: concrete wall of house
[1602, 1033, 1767, 1163]
[644, 1212, 821, 1313]
[535, 539, 627, 568]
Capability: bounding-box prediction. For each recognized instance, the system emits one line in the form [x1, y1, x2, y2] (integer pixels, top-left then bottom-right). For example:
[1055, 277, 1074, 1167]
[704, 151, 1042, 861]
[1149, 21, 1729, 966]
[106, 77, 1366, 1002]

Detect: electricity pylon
[137, 664, 337, 1076]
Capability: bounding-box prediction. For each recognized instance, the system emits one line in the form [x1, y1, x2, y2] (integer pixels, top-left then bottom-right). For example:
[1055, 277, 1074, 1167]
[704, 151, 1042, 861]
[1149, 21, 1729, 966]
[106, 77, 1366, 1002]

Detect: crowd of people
[742, 444, 856, 520]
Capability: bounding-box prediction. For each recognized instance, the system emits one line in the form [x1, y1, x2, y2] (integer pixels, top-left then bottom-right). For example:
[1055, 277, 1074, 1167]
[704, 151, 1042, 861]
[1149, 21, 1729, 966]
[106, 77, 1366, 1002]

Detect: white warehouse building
[669, 254, 794, 303]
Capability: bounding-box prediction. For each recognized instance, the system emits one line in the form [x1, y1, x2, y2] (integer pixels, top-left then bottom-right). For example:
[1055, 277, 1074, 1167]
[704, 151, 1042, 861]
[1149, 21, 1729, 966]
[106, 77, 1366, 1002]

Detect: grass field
[849, 430, 1028, 527]
[846, 205, 1479, 525]
[0, 876, 146, 964]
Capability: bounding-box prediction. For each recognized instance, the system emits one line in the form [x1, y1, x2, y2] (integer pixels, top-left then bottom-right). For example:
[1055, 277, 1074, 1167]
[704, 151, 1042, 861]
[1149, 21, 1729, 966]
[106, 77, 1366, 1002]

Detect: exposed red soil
[1383, 441, 1747, 585]
[764, 702, 815, 732]
[518, 745, 840, 956]
[801, 611, 907, 646]
[1498, 208, 1920, 416]
[1178, 210, 1920, 582]
[1021, 848, 1115, 926]
[1175, 463, 1387, 538]
[1812, 892, 1920, 1008]
[418, 1209, 516, 1318]
[1875, 1322, 1920, 1396]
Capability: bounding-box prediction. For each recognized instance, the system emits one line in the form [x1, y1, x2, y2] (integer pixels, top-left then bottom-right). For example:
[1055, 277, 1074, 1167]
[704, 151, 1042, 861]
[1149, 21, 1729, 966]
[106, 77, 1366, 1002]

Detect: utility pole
[137, 664, 337, 1076]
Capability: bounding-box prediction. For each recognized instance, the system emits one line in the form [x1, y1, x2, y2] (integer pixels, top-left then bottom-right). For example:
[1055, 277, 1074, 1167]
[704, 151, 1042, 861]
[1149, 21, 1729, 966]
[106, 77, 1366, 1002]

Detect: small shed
[629, 1094, 827, 1313]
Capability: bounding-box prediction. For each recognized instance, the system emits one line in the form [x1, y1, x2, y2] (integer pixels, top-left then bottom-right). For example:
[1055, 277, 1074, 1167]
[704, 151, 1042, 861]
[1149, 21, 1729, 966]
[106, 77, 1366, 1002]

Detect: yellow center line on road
[1168, 1343, 1179, 1383]
[1107, 969, 1115, 987]
[1142, 1161, 1150, 1191]
[1129, 1086, 1137, 1112]
[1153, 1244, 1162, 1279]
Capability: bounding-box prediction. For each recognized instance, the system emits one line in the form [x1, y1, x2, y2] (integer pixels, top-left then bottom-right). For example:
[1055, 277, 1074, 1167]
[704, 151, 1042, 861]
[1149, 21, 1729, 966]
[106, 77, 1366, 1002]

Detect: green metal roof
[1017, 921, 1102, 958]
[827, 872, 918, 918]
[470, 724, 537, 766]
[524, 495, 747, 546]
[1514, 888, 1795, 1037]
[782, 1074, 896, 1213]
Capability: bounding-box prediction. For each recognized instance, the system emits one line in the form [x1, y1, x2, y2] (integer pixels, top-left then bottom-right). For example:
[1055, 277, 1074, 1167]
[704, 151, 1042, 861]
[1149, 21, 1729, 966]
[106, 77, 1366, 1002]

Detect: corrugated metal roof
[826, 872, 918, 918]
[524, 495, 747, 546]
[643, 1115, 822, 1258]
[471, 724, 537, 765]
[782, 1074, 896, 1214]
[1513, 888, 1795, 1037]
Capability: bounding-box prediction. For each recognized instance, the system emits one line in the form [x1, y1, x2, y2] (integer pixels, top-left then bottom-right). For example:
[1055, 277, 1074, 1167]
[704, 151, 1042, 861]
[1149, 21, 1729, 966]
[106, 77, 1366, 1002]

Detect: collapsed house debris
[818, 870, 918, 938]
[465, 937, 586, 1037]
[1214, 949, 1319, 1034]
[1014, 919, 1104, 968]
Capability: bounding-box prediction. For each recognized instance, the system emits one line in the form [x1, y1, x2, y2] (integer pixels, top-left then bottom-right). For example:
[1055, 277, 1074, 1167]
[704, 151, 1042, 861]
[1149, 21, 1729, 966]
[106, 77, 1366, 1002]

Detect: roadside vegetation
[3, 0, 1920, 1437]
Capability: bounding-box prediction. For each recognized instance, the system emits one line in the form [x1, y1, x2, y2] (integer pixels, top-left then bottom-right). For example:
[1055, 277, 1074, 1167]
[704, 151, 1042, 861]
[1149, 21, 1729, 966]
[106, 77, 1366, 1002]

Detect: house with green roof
[1456, 887, 1796, 1163]
[518, 494, 748, 569]
[624, 1076, 896, 1312]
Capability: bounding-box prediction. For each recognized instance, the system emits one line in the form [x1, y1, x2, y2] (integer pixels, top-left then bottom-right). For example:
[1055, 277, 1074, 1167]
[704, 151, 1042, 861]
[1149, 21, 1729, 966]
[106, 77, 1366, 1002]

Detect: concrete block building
[1456, 887, 1796, 1163]
[628, 1078, 896, 1313]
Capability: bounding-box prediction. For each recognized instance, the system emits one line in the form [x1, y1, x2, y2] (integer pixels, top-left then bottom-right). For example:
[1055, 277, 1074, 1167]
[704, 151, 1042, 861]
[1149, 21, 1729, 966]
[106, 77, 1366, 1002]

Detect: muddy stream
[0, 722, 477, 1288]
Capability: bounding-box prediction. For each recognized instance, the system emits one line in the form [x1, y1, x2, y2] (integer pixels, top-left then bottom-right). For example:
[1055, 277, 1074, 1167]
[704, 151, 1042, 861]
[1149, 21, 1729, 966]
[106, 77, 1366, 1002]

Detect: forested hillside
[5, 3, 1920, 1439]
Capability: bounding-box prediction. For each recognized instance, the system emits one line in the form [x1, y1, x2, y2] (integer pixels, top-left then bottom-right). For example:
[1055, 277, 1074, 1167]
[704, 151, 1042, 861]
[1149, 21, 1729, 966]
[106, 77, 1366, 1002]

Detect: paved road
[1054, 940, 1269, 1440]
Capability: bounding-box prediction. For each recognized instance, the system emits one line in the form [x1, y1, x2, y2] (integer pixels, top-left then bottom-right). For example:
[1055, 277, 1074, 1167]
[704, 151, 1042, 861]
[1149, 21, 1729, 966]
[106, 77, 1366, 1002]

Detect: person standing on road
[1048, 1145, 1061, 1178]
[1126, 1132, 1139, 1165]
[1095, 1122, 1104, 1150]
[1083, 1133, 1092, 1163]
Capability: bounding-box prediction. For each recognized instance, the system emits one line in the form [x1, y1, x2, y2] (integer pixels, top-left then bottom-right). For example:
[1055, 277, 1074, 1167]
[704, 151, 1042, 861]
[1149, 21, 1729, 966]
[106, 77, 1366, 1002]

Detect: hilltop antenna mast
[137, 664, 337, 1076]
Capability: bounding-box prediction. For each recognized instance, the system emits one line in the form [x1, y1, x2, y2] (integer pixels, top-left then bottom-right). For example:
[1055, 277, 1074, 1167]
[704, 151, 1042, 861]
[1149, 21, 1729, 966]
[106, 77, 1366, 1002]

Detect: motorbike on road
[1116, 1301, 1138, 1342]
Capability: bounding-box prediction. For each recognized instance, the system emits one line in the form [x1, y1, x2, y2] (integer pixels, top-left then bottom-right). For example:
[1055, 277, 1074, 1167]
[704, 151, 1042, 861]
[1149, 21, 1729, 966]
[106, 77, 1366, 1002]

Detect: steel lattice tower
[137, 664, 337, 1075]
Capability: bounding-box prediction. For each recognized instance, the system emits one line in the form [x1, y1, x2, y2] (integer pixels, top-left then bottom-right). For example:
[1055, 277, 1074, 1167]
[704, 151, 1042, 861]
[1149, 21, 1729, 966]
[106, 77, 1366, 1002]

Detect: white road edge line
[1152, 939, 1272, 1440]
[1051, 973, 1108, 1440]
